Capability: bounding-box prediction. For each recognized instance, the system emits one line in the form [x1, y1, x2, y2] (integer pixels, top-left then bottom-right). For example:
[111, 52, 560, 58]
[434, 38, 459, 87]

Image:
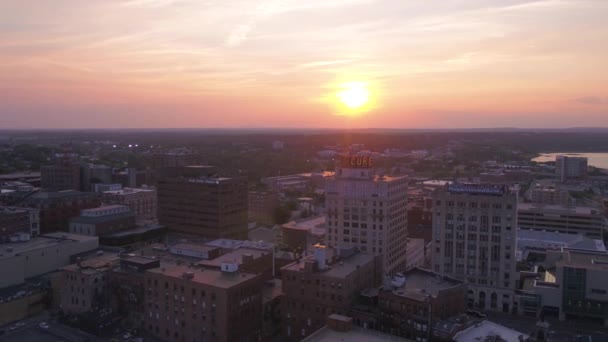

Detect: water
[532, 153, 608, 169]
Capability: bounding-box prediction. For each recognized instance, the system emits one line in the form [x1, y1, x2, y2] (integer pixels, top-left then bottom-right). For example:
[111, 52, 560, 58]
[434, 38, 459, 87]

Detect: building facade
[325, 156, 408, 275]
[248, 191, 279, 225]
[0, 206, 39, 242]
[280, 245, 382, 341]
[69, 205, 136, 236]
[20, 191, 101, 234]
[102, 187, 158, 223]
[143, 263, 263, 342]
[0, 232, 99, 289]
[59, 251, 120, 314]
[556, 250, 608, 326]
[432, 183, 518, 312]
[518, 203, 606, 239]
[157, 166, 248, 239]
[80, 163, 113, 192]
[556, 155, 588, 182]
[41, 161, 81, 191]
[376, 268, 467, 342]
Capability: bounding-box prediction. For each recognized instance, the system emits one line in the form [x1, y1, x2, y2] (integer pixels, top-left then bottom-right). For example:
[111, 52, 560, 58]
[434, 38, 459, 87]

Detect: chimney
[314, 243, 327, 270]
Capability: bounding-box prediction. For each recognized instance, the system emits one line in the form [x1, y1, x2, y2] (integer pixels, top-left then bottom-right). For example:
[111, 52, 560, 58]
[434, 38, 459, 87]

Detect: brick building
[157, 166, 248, 239]
[248, 191, 279, 225]
[375, 268, 467, 341]
[20, 191, 101, 234]
[143, 263, 263, 342]
[102, 187, 158, 223]
[280, 244, 382, 341]
[0, 206, 39, 242]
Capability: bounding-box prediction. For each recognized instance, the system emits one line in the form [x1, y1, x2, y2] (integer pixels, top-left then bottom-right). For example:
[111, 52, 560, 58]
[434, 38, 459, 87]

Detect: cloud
[573, 96, 608, 106]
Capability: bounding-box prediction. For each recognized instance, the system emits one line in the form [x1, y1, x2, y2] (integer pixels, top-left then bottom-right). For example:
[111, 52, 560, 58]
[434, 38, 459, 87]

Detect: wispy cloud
[0, 0, 607, 128]
[573, 96, 608, 106]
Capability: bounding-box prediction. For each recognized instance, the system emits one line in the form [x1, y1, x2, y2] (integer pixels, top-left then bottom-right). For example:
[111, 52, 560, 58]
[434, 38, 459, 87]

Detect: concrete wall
[0, 256, 26, 288]
[587, 269, 608, 302]
[19, 238, 99, 285]
[0, 291, 46, 326]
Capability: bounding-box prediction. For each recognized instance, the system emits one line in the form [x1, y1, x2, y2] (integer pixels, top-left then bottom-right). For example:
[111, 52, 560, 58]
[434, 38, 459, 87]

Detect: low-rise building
[0, 232, 99, 288]
[282, 216, 326, 251]
[102, 187, 157, 223]
[303, 314, 411, 342]
[376, 268, 467, 341]
[529, 184, 575, 207]
[69, 205, 135, 236]
[280, 245, 382, 341]
[516, 229, 606, 261]
[0, 206, 39, 242]
[518, 203, 606, 239]
[453, 320, 526, 342]
[59, 250, 120, 314]
[556, 250, 608, 326]
[143, 262, 264, 342]
[19, 190, 101, 234]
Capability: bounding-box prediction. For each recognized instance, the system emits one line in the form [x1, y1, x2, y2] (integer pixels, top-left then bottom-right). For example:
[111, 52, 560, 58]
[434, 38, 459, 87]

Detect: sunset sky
[1, 0, 607, 129]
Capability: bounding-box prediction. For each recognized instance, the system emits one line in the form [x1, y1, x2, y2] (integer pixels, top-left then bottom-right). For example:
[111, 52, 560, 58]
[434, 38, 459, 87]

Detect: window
[591, 289, 607, 295]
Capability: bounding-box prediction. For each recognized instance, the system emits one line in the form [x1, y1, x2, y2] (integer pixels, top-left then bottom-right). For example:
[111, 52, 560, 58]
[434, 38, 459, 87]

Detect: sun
[337, 82, 370, 109]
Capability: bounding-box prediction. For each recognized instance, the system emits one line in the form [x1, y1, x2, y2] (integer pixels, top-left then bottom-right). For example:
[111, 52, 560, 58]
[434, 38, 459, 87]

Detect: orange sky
[1, 0, 607, 128]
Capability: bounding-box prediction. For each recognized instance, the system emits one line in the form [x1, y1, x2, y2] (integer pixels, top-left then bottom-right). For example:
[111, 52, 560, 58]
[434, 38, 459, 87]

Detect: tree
[273, 205, 291, 225]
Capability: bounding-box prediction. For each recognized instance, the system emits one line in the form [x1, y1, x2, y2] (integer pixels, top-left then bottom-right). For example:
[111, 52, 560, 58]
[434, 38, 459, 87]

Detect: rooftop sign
[340, 155, 373, 169]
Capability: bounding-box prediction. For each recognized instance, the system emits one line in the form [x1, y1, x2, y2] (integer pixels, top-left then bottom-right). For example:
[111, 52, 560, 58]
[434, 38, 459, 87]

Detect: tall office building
[556, 155, 587, 182]
[325, 155, 408, 275]
[157, 166, 248, 239]
[41, 161, 81, 191]
[80, 163, 113, 191]
[432, 183, 518, 312]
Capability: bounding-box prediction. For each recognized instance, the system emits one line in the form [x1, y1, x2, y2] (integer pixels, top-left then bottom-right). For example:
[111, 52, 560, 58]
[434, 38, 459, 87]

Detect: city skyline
[1, 0, 607, 129]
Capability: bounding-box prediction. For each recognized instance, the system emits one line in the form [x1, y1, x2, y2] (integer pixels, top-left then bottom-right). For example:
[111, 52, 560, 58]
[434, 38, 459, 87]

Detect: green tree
[273, 205, 291, 225]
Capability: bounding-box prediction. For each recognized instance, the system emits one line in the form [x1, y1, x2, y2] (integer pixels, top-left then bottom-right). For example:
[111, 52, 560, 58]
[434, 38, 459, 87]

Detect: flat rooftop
[518, 203, 602, 215]
[0, 233, 97, 260]
[103, 187, 155, 195]
[517, 229, 606, 252]
[100, 223, 165, 238]
[147, 263, 258, 289]
[283, 216, 326, 232]
[303, 325, 411, 342]
[0, 172, 41, 180]
[454, 320, 525, 342]
[26, 190, 98, 201]
[282, 251, 376, 279]
[70, 211, 134, 224]
[63, 252, 120, 273]
[205, 239, 273, 251]
[447, 183, 508, 196]
[170, 243, 220, 255]
[557, 250, 608, 271]
[197, 247, 269, 268]
[388, 268, 464, 300]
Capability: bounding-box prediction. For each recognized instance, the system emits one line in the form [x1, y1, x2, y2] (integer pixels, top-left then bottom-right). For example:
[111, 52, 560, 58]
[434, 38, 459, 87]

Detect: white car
[39, 322, 50, 329]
